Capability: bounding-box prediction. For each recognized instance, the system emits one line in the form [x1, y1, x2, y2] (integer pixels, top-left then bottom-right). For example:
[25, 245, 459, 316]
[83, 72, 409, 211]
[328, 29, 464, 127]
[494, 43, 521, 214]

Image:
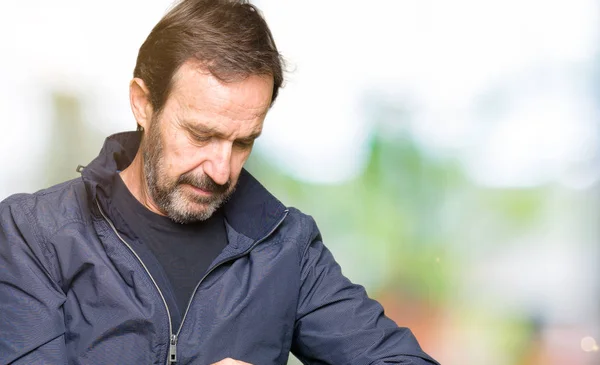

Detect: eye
[234, 139, 255, 149]
[191, 133, 211, 143]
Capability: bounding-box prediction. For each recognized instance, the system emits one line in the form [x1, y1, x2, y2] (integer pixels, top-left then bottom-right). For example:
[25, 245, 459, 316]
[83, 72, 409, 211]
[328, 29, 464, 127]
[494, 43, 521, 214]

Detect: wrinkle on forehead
[169, 60, 273, 121]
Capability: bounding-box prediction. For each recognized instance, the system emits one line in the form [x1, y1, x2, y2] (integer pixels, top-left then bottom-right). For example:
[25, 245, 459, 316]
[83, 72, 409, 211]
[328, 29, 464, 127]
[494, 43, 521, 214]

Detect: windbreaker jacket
[0, 132, 439, 365]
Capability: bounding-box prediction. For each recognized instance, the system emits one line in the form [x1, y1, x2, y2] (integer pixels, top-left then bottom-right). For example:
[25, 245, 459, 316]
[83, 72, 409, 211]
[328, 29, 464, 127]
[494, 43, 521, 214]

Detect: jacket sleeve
[291, 219, 439, 365]
[0, 197, 68, 365]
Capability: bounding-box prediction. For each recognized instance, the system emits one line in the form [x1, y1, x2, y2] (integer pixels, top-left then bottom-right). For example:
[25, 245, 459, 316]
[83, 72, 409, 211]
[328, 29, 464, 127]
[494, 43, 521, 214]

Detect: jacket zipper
[95, 201, 175, 365]
[169, 334, 178, 363]
[172, 209, 289, 352]
[97, 200, 289, 364]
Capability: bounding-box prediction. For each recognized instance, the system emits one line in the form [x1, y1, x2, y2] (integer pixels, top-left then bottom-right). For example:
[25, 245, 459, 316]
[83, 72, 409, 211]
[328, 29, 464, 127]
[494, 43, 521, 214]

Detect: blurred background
[0, 1, 599, 364]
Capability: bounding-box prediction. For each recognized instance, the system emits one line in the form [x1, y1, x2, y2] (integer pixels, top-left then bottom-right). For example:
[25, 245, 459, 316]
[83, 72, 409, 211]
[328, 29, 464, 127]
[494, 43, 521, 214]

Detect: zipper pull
[169, 334, 178, 363]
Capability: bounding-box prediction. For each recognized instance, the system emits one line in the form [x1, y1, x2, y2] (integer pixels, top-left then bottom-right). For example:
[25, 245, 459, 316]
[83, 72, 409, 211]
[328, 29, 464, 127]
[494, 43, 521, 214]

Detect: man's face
[141, 61, 273, 223]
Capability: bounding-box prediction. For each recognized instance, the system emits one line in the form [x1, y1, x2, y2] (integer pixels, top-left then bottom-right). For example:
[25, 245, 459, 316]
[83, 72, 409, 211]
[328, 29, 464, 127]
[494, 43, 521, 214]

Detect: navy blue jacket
[0, 132, 439, 365]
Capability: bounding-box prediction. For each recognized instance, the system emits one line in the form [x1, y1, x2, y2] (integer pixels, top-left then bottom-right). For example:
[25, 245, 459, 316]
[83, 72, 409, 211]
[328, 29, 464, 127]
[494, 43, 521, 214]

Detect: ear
[129, 78, 153, 131]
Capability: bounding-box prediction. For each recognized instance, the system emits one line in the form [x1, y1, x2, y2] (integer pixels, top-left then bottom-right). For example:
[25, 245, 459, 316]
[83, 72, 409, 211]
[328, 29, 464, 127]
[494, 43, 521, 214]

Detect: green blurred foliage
[249, 133, 461, 302]
[248, 117, 547, 307]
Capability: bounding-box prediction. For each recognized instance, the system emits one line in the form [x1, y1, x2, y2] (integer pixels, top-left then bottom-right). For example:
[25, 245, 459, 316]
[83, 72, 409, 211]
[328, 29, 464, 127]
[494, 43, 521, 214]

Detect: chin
[167, 209, 213, 224]
[163, 196, 216, 223]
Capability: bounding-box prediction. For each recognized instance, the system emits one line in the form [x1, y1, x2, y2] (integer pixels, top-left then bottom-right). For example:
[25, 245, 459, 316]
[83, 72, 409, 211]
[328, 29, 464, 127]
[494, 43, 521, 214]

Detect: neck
[119, 152, 167, 217]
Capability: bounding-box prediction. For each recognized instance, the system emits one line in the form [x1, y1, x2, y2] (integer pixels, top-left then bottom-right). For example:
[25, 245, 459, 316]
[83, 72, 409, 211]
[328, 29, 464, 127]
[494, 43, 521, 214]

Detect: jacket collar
[82, 131, 287, 242]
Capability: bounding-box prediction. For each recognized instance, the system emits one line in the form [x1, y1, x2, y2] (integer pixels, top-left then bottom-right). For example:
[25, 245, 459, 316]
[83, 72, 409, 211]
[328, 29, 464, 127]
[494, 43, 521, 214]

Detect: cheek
[161, 131, 205, 174]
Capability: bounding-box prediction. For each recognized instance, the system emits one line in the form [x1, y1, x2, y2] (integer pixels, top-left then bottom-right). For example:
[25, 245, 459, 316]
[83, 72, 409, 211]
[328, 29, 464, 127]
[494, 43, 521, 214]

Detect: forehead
[167, 61, 274, 123]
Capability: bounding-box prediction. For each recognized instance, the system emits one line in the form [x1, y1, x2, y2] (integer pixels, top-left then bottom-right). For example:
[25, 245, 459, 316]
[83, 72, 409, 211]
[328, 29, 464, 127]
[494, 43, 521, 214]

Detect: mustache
[177, 173, 230, 194]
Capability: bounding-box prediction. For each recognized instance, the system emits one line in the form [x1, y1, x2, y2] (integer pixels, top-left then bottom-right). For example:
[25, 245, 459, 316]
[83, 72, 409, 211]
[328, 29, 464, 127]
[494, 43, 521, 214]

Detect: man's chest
[60, 232, 301, 365]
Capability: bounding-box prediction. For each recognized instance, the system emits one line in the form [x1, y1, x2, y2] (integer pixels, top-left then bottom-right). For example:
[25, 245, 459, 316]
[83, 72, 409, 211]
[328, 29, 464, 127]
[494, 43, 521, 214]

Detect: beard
[141, 117, 234, 224]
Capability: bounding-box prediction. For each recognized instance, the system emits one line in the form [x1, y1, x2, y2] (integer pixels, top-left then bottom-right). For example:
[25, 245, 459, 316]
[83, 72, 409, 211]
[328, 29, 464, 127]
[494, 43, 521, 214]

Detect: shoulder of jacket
[279, 206, 322, 250]
[1, 177, 91, 237]
[285, 206, 315, 225]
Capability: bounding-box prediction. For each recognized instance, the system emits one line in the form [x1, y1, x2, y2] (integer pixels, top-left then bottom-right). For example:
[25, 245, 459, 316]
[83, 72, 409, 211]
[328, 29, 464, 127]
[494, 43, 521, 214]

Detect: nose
[203, 141, 232, 186]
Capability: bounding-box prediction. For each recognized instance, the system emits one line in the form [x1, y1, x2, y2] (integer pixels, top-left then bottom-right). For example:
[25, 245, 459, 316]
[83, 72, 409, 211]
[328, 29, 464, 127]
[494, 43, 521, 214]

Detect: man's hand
[211, 358, 253, 365]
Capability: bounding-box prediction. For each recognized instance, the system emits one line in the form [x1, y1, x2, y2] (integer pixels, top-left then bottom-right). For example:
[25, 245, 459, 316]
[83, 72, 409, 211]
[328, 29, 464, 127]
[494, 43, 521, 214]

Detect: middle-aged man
[0, 1, 439, 364]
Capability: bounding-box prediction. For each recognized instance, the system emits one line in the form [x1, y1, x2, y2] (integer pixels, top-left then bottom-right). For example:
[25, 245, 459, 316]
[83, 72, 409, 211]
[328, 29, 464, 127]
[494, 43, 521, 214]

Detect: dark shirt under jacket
[110, 174, 228, 329]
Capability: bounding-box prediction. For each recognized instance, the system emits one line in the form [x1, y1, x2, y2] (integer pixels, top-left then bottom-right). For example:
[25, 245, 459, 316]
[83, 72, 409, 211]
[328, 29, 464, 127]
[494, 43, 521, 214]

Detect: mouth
[184, 183, 214, 197]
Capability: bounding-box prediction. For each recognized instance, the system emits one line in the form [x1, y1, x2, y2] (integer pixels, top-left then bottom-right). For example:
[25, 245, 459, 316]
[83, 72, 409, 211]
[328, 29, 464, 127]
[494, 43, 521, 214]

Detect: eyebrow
[183, 121, 262, 141]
